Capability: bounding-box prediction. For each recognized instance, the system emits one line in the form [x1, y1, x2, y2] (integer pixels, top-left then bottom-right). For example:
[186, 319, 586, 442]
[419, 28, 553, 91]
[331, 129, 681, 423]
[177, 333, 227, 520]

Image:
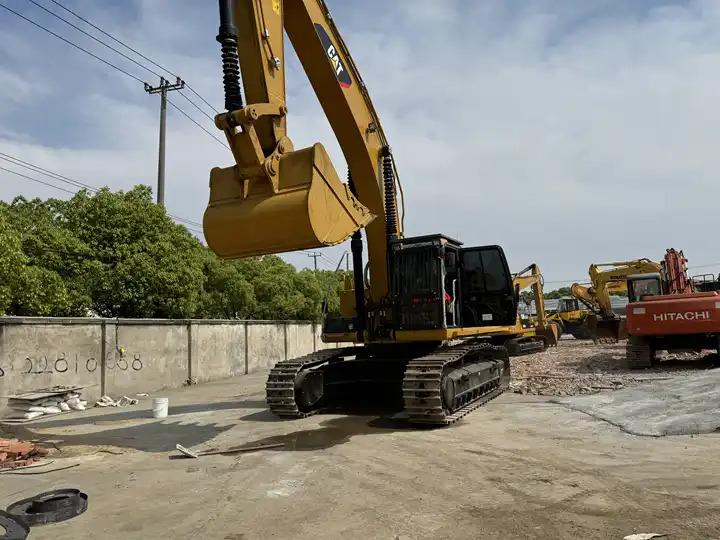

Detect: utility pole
[307, 252, 321, 271]
[145, 77, 185, 206]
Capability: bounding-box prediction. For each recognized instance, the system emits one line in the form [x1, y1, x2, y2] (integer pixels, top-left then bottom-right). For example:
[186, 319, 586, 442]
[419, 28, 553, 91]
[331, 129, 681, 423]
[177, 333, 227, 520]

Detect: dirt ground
[510, 337, 720, 396]
[1, 341, 719, 540]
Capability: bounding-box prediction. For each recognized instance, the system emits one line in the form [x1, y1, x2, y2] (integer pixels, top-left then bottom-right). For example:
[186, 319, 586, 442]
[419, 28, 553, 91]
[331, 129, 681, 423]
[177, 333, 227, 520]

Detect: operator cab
[557, 297, 581, 313]
[627, 273, 662, 303]
[390, 234, 517, 331]
[693, 273, 720, 292]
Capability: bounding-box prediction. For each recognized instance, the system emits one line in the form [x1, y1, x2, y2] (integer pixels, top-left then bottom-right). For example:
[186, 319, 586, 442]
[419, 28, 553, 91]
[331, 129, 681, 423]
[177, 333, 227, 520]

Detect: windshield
[630, 277, 661, 300]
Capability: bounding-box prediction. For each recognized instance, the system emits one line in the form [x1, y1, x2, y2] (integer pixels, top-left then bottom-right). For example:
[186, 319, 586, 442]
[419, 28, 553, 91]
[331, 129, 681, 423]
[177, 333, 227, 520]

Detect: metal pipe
[348, 171, 366, 343]
[351, 231, 366, 343]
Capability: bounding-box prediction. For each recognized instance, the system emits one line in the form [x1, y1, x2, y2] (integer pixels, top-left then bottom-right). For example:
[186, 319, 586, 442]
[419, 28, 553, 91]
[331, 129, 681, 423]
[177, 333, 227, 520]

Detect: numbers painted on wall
[0, 352, 145, 376]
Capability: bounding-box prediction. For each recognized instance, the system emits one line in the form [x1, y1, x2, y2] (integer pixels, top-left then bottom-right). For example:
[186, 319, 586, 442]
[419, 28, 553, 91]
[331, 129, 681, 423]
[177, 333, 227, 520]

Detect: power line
[0, 2, 146, 85]
[47, 0, 219, 115]
[0, 153, 97, 192]
[3, 2, 223, 152]
[178, 90, 216, 123]
[1, 166, 76, 195]
[0, 152, 203, 229]
[167, 99, 229, 150]
[25, 0, 163, 79]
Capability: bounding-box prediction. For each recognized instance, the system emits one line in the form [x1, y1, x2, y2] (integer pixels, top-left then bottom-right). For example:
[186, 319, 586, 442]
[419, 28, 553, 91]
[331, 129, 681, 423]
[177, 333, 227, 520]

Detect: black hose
[216, 0, 243, 112]
[382, 146, 398, 242]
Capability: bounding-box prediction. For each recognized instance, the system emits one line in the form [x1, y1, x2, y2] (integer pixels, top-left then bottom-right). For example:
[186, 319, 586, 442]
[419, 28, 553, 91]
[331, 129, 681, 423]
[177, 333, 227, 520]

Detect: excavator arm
[203, 0, 402, 303]
[571, 259, 662, 318]
[571, 258, 662, 342]
[513, 264, 559, 347]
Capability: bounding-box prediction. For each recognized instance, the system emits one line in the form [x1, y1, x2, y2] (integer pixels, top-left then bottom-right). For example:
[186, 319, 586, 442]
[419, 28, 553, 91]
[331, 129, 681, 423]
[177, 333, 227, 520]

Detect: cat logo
[314, 24, 352, 88]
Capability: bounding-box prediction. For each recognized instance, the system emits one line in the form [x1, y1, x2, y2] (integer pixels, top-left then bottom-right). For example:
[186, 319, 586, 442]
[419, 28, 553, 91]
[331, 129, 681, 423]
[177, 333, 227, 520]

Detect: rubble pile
[0, 438, 48, 469]
[510, 339, 715, 396]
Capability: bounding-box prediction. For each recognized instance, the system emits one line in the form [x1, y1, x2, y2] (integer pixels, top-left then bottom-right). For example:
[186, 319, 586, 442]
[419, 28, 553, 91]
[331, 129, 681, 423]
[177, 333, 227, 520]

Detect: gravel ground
[509, 337, 720, 396]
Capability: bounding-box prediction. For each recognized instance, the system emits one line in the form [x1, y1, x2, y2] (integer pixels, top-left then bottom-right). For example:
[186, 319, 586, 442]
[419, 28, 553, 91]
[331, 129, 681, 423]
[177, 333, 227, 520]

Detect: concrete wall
[0, 317, 336, 407]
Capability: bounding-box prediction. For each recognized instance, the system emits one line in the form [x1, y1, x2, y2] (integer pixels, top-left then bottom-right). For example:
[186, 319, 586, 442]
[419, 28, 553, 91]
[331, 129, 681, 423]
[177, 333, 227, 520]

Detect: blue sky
[2, 0, 720, 284]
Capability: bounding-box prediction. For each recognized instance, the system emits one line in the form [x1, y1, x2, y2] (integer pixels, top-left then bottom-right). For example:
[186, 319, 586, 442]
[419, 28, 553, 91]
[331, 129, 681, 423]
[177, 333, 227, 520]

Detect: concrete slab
[1, 374, 719, 539]
[557, 368, 720, 436]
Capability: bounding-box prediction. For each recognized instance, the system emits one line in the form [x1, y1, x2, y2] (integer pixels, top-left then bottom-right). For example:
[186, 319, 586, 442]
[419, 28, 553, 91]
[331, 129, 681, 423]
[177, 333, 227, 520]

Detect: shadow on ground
[16, 399, 266, 430]
[41, 420, 235, 453]
[217, 413, 421, 453]
[231, 401, 448, 453]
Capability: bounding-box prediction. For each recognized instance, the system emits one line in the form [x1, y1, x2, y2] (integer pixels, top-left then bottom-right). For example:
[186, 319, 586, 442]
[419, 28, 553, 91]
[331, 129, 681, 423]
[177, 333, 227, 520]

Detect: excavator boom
[571, 258, 662, 342]
[203, 0, 400, 302]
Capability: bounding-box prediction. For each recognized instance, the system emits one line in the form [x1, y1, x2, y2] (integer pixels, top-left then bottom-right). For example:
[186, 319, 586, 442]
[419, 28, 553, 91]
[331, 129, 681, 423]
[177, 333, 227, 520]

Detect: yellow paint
[204, 144, 373, 259]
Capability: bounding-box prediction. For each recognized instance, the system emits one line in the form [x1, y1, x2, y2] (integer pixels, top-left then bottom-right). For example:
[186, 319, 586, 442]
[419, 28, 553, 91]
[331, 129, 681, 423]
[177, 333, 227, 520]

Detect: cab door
[459, 245, 517, 327]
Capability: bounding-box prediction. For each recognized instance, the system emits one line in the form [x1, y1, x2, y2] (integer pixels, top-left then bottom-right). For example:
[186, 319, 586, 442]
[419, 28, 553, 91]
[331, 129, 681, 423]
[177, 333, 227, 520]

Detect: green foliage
[11, 266, 69, 316]
[0, 209, 27, 314]
[1, 186, 344, 321]
[544, 287, 572, 299]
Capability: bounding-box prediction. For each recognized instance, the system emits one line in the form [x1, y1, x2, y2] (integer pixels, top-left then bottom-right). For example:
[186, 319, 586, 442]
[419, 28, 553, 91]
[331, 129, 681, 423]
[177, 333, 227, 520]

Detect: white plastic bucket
[152, 397, 169, 419]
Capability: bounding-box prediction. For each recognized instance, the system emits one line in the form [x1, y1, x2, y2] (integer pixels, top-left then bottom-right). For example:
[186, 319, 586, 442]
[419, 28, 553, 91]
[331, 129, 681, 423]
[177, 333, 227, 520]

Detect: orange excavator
[625, 249, 720, 367]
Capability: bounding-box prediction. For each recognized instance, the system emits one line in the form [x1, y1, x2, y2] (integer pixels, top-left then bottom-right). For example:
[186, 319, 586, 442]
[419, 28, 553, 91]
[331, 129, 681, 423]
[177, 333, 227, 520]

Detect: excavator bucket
[587, 315, 628, 343]
[203, 143, 374, 259]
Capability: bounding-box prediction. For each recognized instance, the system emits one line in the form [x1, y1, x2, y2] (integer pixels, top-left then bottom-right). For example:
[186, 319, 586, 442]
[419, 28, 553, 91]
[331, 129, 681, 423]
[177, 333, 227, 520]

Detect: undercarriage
[266, 340, 521, 426]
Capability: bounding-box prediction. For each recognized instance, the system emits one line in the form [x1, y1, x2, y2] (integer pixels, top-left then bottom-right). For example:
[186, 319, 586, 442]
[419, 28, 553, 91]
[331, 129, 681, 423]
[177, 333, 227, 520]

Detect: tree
[0, 208, 26, 314]
[198, 256, 257, 319]
[1, 185, 346, 321]
[5, 196, 95, 315]
[544, 286, 572, 299]
[62, 186, 206, 318]
[11, 266, 70, 316]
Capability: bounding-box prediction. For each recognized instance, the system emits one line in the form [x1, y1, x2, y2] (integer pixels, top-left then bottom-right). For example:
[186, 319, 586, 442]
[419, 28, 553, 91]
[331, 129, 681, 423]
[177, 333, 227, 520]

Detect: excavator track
[402, 343, 510, 426]
[267, 343, 509, 426]
[266, 348, 354, 418]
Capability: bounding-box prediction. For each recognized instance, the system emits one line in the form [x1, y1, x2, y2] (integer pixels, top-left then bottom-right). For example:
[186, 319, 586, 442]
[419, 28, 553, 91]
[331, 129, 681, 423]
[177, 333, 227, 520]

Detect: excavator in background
[511, 264, 560, 349]
[547, 297, 592, 340]
[202, 0, 556, 425]
[571, 259, 661, 342]
[624, 249, 720, 367]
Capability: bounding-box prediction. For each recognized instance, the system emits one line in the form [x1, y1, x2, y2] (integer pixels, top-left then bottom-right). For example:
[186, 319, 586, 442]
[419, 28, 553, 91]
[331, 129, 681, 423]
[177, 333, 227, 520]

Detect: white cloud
[2, 0, 720, 281]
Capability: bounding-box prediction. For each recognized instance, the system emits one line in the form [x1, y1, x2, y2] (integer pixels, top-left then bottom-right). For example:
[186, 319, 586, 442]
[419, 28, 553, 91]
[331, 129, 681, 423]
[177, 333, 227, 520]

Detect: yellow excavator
[570, 259, 661, 342]
[512, 264, 559, 345]
[203, 0, 555, 425]
[547, 298, 592, 340]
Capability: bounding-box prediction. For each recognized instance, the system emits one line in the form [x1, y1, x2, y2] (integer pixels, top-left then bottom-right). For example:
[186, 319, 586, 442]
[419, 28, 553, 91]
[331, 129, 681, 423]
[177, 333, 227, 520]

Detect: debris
[623, 534, 666, 540]
[0, 509, 30, 540]
[184, 377, 198, 386]
[510, 340, 711, 397]
[95, 395, 139, 408]
[0, 438, 48, 469]
[7, 488, 88, 525]
[175, 442, 285, 458]
[2, 386, 90, 422]
[175, 443, 199, 458]
[0, 463, 80, 476]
